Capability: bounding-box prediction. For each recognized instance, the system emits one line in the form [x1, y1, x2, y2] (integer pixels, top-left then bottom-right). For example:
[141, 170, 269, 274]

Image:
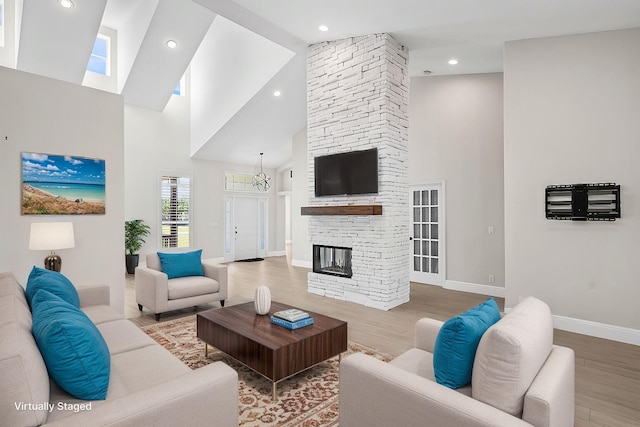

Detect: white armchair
[135, 253, 227, 321]
[339, 297, 575, 427]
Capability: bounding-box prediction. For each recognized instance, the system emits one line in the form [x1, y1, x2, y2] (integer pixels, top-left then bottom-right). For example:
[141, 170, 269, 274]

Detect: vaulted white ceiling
[2, 0, 640, 168]
[233, 0, 640, 76]
[17, 0, 107, 83]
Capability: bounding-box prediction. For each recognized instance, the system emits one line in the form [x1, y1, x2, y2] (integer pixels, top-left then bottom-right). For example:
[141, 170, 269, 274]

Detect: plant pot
[126, 254, 140, 275]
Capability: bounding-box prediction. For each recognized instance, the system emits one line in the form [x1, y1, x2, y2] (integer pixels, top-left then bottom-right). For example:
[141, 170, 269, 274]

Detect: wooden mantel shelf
[301, 205, 382, 216]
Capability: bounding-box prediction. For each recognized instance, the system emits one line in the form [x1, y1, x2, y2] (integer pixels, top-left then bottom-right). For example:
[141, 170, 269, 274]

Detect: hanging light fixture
[253, 153, 271, 192]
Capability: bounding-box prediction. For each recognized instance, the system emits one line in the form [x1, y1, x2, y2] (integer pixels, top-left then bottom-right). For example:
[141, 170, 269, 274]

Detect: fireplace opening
[313, 245, 352, 278]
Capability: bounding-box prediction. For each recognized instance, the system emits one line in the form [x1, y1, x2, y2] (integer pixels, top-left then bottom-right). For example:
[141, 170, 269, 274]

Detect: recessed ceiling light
[166, 40, 178, 49]
[318, 25, 329, 32]
[273, 90, 281, 97]
[448, 58, 459, 65]
[58, 0, 74, 8]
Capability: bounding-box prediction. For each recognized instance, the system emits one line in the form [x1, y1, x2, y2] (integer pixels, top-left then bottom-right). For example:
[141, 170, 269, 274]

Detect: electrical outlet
[488, 226, 495, 235]
[488, 275, 495, 283]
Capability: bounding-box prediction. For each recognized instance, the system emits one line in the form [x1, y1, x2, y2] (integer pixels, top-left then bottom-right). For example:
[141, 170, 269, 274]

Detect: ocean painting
[21, 152, 106, 215]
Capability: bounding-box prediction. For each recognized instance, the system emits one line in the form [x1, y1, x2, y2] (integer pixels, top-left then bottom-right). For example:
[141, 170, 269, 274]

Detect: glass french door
[410, 183, 445, 286]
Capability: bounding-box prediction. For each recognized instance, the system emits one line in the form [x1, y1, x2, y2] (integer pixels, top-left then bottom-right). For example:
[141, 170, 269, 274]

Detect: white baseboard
[500, 299, 640, 345]
[444, 280, 506, 298]
[552, 315, 640, 346]
[302, 274, 640, 345]
[446, 280, 640, 344]
[267, 250, 286, 257]
[292, 259, 312, 269]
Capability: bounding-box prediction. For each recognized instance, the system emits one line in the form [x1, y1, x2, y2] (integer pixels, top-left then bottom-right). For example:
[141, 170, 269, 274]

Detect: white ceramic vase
[254, 285, 271, 315]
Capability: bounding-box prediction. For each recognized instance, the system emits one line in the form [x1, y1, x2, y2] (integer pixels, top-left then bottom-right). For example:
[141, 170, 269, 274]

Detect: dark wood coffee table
[197, 301, 348, 400]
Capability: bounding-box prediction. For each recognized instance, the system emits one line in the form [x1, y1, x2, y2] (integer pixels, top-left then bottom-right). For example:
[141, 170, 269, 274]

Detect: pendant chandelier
[253, 153, 271, 192]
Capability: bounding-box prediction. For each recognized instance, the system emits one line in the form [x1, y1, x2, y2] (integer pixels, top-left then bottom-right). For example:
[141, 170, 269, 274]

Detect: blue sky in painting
[22, 152, 105, 185]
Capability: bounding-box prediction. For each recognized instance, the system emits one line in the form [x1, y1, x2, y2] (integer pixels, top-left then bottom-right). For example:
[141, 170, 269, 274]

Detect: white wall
[292, 73, 505, 290]
[0, 65, 126, 312]
[276, 166, 293, 245]
[124, 92, 282, 262]
[124, 96, 191, 256]
[0, 0, 19, 69]
[504, 28, 640, 343]
[409, 73, 505, 294]
[291, 127, 310, 266]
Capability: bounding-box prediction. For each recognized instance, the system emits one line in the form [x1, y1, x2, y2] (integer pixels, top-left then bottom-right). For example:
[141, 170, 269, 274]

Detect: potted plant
[125, 219, 151, 274]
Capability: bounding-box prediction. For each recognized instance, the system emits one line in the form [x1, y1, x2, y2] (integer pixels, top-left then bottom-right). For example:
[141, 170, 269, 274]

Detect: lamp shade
[29, 222, 75, 251]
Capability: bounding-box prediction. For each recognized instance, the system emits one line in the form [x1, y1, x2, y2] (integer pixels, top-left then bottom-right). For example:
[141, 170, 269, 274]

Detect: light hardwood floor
[125, 252, 640, 427]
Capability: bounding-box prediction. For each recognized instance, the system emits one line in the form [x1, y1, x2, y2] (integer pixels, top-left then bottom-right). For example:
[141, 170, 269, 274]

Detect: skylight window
[172, 74, 186, 96]
[87, 34, 110, 76]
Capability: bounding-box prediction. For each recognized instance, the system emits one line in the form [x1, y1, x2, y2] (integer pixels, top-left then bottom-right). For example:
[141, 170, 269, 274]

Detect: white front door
[224, 196, 268, 261]
[409, 183, 445, 286]
[234, 197, 259, 260]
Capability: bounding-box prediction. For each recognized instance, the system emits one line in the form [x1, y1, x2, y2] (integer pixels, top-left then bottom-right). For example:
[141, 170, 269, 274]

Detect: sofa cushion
[46, 339, 193, 423]
[96, 319, 157, 355]
[390, 348, 473, 397]
[168, 276, 220, 300]
[0, 272, 29, 303]
[157, 250, 204, 279]
[105, 345, 191, 397]
[146, 253, 162, 271]
[0, 272, 50, 426]
[0, 274, 33, 331]
[0, 324, 51, 426]
[472, 296, 554, 417]
[81, 304, 125, 325]
[0, 294, 32, 330]
[391, 348, 436, 380]
[25, 266, 80, 308]
[433, 298, 501, 389]
[31, 290, 110, 400]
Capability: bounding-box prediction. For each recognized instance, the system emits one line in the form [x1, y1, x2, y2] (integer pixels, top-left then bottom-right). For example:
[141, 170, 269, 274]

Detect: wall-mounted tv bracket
[545, 183, 620, 221]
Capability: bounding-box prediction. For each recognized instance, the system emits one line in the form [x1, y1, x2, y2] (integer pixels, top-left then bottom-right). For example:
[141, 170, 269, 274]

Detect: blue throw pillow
[157, 250, 204, 279]
[25, 266, 80, 309]
[31, 290, 110, 400]
[433, 297, 501, 389]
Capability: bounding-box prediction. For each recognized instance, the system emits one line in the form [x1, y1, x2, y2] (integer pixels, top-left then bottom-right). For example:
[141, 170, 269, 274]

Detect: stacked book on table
[270, 308, 314, 330]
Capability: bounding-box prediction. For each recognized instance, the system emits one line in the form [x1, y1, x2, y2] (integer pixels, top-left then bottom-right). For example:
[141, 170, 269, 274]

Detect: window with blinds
[161, 175, 191, 248]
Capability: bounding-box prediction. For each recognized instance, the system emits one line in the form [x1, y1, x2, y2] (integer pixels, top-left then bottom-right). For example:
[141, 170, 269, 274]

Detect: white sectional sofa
[0, 271, 238, 426]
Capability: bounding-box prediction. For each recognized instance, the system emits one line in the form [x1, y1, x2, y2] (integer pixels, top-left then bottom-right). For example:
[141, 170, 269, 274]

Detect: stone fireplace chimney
[306, 33, 410, 310]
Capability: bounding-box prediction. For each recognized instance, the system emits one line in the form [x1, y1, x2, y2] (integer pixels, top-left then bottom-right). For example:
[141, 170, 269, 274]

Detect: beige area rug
[141, 315, 391, 426]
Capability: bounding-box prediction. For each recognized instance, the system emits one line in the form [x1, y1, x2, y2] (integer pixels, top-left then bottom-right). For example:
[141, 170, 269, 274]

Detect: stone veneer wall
[306, 34, 410, 310]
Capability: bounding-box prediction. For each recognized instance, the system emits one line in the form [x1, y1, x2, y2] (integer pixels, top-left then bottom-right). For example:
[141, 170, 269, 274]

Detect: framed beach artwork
[21, 152, 106, 215]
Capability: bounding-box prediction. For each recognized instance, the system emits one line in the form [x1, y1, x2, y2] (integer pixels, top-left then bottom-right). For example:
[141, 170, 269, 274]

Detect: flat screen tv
[314, 148, 378, 197]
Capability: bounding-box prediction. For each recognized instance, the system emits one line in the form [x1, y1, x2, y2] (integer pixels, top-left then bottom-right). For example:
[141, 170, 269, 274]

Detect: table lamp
[29, 222, 75, 272]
